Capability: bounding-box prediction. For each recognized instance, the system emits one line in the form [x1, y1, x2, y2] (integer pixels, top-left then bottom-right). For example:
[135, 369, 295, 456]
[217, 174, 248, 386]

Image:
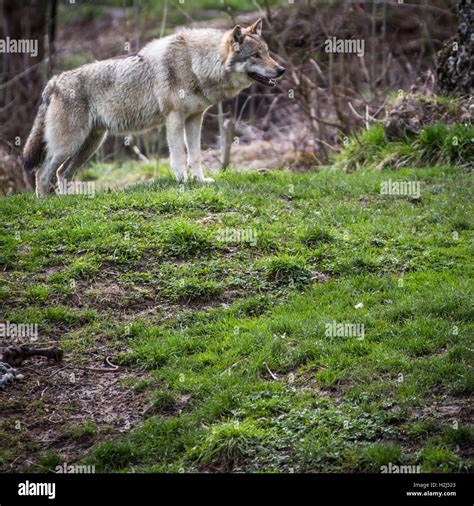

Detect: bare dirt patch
[0, 356, 152, 472]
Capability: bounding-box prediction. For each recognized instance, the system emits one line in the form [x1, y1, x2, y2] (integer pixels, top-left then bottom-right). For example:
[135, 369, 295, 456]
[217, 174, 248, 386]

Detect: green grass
[0, 164, 472, 473]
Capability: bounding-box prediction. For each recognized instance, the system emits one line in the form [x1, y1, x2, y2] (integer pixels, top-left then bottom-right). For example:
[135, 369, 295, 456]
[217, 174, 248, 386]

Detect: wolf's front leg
[166, 112, 188, 182]
[185, 112, 214, 183]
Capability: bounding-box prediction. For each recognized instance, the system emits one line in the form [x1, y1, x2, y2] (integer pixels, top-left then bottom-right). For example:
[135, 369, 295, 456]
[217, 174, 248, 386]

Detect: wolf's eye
[252, 52, 260, 58]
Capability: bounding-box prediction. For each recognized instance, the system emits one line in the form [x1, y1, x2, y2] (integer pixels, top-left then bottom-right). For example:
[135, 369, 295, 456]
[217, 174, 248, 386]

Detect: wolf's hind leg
[185, 112, 214, 183]
[166, 112, 187, 183]
[56, 130, 107, 185]
[38, 93, 90, 196]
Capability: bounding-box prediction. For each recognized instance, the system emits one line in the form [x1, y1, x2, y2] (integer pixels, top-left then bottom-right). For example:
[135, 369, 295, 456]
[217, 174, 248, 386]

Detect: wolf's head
[225, 19, 285, 87]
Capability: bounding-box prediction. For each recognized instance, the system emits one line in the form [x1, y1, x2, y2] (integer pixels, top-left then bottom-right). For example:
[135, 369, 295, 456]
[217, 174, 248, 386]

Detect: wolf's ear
[248, 18, 263, 36]
[231, 25, 244, 47]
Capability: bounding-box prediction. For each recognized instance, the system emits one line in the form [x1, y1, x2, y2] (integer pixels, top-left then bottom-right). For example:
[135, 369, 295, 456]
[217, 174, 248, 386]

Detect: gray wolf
[22, 18, 285, 196]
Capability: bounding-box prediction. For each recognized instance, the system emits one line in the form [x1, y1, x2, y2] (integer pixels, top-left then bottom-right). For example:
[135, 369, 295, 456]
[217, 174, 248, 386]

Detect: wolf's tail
[21, 79, 56, 190]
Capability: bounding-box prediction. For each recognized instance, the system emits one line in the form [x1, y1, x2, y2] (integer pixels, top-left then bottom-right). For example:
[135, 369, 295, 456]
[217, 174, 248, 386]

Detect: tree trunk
[217, 102, 234, 171]
[0, 0, 49, 145]
[0, 0, 49, 193]
[436, 0, 473, 96]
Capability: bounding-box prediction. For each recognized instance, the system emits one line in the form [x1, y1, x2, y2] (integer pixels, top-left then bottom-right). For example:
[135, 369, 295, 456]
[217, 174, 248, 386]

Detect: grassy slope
[0, 165, 472, 472]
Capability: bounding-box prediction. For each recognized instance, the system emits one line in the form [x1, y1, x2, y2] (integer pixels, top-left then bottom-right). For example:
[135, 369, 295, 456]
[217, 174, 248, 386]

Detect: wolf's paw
[192, 174, 215, 183]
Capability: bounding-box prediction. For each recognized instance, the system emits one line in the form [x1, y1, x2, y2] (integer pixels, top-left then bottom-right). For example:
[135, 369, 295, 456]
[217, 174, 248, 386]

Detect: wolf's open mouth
[247, 72, 275, 87]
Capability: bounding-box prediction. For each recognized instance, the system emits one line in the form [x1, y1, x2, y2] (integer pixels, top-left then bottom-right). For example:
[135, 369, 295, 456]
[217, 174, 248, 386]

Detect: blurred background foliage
[0, 0, 470, 194]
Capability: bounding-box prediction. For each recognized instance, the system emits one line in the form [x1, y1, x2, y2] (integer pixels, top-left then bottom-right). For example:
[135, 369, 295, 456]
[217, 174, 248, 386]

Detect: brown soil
[0, 353, 151, 472]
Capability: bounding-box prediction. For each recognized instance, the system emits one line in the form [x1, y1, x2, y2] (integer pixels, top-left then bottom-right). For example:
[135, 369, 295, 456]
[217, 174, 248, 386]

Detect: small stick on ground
[263, 362, 279, 381]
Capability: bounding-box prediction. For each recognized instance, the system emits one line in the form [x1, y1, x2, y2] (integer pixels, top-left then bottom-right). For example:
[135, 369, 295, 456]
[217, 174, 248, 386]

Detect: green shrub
[335, 122, 473, 170]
